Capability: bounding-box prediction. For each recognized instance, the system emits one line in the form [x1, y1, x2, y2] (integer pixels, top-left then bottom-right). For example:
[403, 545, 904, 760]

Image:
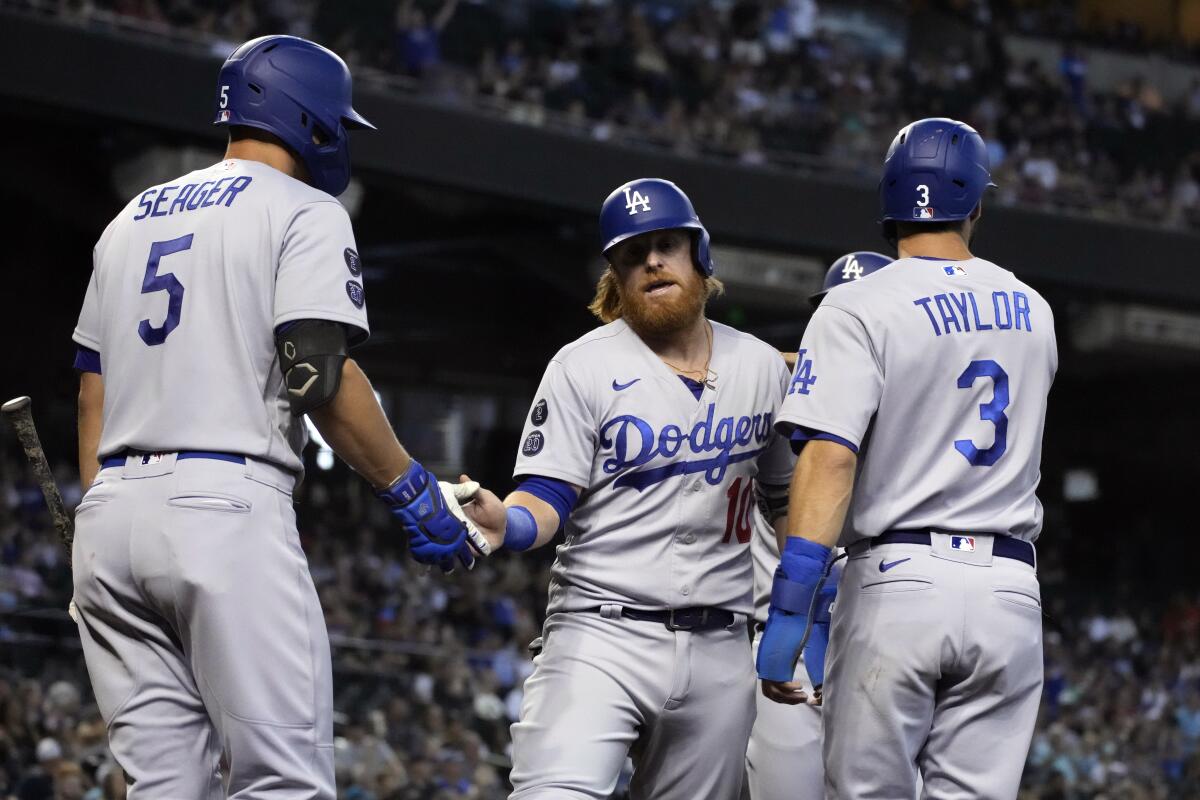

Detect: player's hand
[438, 477, 492, 557]
[376, 459, 475, 572]
[757, 539, 832, 702]
[757, 605, 809, 694]
[779, 350, 798, 370]
[761, 678, 811, 706]
[457, 474, 507, 552]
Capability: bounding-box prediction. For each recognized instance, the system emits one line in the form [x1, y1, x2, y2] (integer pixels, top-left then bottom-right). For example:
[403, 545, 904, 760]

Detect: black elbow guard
[275, 320, 349, 416]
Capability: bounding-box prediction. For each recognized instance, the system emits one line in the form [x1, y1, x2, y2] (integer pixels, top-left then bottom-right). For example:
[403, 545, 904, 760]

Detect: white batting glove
[438, 480, 492, 557]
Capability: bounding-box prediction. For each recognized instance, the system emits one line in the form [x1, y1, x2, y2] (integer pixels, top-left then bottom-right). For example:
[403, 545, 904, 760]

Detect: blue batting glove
[757, 597, 811, 682]
[802, 563, 841, 690]
[376, 459, 473, 572]
[756, 538, 832, 682]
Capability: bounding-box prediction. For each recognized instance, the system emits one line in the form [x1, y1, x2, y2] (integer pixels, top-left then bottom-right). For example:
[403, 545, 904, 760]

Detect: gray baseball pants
[509, 608, 755, 799]
[823, 533, 1043, 800]
[745, 631, 824, 800]
[71, 453, 333, 799]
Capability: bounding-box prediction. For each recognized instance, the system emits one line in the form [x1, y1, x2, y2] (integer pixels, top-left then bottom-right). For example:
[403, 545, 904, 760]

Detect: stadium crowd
[2, 460, 1200, 799]
[19, 0, 1200, 232]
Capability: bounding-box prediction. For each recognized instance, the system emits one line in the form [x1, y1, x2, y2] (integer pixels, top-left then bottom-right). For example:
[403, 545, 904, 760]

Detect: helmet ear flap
[694, 228, 714, 276]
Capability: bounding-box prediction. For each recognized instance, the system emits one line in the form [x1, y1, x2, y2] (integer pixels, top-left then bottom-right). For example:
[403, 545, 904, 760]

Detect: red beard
[618, 272, 708, 338]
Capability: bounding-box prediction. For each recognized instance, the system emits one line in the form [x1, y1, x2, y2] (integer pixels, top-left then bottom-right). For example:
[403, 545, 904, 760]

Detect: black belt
[586, 606, 736, 632]
[854, 530, 1035, 567]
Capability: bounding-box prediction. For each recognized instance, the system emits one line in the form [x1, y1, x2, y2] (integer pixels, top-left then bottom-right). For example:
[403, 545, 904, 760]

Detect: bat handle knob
[2, 396, 32, 414]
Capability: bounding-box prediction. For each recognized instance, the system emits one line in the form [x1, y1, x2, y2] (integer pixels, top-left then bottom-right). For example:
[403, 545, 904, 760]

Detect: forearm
[77, 373, 104, 489]
[308, 359, 410, 489]
[772, 514, 789, 543]
[782, 440, 857, 551]
[504, 490, 566, 551]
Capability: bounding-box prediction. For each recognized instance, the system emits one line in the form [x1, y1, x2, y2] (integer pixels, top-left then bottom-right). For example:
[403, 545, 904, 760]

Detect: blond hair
[588, 268, 725, 323]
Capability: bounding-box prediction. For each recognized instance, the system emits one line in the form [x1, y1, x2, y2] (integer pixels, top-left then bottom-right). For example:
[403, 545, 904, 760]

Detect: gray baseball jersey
[776, 256, 1057, 545]
[508, 318, 794, 799]
[73, 158, 368, 473]
[751, 501, 779, 626]
[513, 318, 795, 616]
[69, 159, 363, 798]
[775, 255, 1055, 799]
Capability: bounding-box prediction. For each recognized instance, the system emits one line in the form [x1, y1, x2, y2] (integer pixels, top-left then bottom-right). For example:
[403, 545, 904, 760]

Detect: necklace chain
[660, 322, 717, 388]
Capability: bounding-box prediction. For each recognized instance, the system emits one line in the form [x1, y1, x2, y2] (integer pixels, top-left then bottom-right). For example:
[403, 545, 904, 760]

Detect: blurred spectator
[21, 0, 1200, 231]
[394, 0, 460, 77]
[4, 455, 1200, 798]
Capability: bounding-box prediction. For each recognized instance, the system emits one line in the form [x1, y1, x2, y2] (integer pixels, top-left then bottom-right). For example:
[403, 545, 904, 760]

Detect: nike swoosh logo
[879, 558, 911, 573]
[612, 378, 641, 391]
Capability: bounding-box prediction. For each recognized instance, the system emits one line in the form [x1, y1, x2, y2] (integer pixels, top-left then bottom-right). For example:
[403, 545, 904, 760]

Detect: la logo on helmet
[624, 187, 652, 215]
[841, 256, 864, 281]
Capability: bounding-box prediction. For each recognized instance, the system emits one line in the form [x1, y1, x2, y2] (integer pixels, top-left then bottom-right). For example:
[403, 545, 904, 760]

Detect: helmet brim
[343, 107, 376, 131]
[601, 221, 705, 257]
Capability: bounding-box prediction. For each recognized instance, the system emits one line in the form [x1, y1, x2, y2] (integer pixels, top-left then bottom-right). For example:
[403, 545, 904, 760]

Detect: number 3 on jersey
[138, 234, 192, 346]
[954, 359, 1008, 467]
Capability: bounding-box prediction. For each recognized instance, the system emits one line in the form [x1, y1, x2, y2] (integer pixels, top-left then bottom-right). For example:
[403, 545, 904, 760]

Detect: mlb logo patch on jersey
[943, 265, 967, 277]
[913, 207, 935, 219]
[951, 535, 975, 552]
[140, 453, 166, 465]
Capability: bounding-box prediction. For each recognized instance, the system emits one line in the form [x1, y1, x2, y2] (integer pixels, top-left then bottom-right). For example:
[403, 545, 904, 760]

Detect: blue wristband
[504, 506, 538, 551]
[780, 537, 833, 580]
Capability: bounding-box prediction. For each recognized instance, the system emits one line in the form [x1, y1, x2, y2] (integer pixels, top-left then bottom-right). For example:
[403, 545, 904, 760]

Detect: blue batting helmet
[810, 251, 892, 307]
[214, 36, 375, 197]
[599, 179, 714, 275]
[879, 118, 994, 231]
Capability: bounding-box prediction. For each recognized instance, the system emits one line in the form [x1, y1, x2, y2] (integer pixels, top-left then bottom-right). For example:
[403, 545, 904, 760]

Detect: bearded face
[608, 229, 708, 338]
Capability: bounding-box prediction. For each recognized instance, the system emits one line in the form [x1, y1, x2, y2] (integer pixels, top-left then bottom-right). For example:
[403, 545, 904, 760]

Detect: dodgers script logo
[599, 403, 773, 491]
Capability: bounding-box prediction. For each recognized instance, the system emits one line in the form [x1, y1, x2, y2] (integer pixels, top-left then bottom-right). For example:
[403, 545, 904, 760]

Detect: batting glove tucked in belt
[757, 538, 837, 690]
[377, 459, 476, 572]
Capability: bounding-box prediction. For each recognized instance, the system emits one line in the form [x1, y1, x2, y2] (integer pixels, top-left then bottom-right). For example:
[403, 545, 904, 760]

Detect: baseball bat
[2, 396, 75, 560]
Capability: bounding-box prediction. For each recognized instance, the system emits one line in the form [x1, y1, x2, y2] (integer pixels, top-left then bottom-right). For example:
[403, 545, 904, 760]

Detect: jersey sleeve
[756, 353, 798, 484]
[72, 258, 102, 352]
[775, 305, 882, 450]
[274, 201, 370, 344]
[512, 359, 596, 487]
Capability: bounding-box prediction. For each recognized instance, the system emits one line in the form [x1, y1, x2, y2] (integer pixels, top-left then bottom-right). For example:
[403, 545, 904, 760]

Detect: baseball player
[757, 118, 1057, 799]
[745, 250, 890, 800]
[70, 36, 481, 798]
[462, 179, 795, 799]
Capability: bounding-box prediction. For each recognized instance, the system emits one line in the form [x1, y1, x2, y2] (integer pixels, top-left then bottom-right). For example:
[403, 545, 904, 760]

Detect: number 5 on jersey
[788, 349, 817, 396]
[139, 234, 192, 346]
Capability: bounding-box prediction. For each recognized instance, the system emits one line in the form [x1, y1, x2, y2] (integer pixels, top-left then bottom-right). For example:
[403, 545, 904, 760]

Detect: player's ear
[964, 206, 982, 248]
